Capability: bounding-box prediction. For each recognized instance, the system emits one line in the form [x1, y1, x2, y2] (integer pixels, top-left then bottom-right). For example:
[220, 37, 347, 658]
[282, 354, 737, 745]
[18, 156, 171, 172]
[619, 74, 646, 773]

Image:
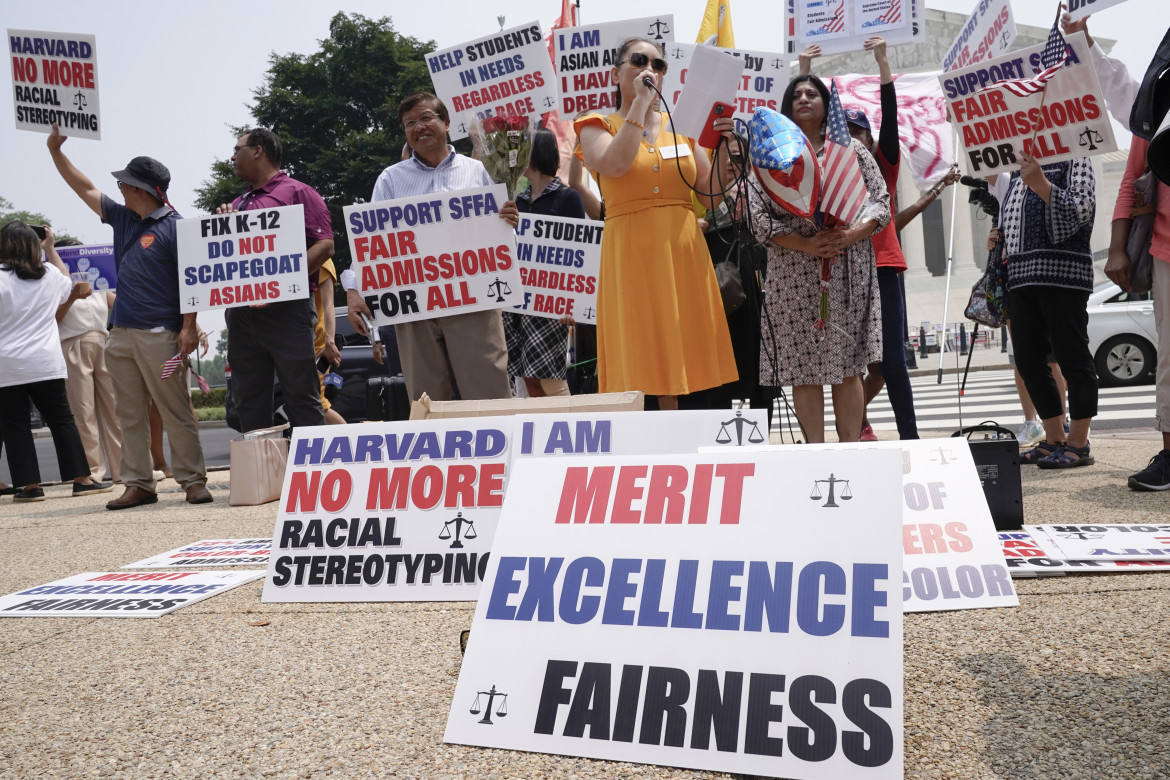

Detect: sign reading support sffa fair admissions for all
[446, 450, 904, 780]
[344, 184, 522, 327]
[8, 29, 101, 140]
[941, 29, 1115, 177]
[426, 21, 558, 141]
[177, 204, 309, 313]
[513, 213, 602, 322]
[554, 16, 675, 117]
[0, 571, 262, 618]
[123, 539, 273, 569]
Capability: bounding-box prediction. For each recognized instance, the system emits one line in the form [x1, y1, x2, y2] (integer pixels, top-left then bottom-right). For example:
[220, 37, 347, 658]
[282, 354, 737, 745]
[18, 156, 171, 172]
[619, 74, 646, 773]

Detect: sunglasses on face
[623, 52, 667, 73]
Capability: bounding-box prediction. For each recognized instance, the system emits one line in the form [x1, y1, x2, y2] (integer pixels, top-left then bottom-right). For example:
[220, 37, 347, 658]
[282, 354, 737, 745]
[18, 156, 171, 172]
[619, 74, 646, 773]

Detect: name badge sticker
[660, 144, 692, 159]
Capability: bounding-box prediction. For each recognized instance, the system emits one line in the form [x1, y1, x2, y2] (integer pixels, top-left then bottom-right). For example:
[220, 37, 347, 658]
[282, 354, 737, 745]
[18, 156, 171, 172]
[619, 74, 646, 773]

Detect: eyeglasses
[232, 144, 257, 155]
[622, 52, 668, 73]
[403, 113, 441, 130]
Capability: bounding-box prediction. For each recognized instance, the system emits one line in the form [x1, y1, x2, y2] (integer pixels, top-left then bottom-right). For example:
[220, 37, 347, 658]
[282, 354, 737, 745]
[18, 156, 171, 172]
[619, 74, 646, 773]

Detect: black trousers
[0, 379, 90, 486]
[1007, 286, 1098, 421]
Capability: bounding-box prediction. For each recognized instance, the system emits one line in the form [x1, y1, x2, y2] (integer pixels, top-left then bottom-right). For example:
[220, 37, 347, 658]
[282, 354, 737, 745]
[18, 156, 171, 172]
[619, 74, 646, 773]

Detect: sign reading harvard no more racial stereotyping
[344, 184, 523, 327]
[446, 450, 904, 780]
[176, 204, 309, 313]
[513, 213, 601, 322]
[8, 28, 101, 140]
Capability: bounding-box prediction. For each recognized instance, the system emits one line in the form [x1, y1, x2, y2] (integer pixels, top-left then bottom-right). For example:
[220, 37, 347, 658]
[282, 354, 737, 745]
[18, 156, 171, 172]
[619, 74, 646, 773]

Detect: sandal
[1021, 440, 1062, 465]
[1038, 441, 1094, 470]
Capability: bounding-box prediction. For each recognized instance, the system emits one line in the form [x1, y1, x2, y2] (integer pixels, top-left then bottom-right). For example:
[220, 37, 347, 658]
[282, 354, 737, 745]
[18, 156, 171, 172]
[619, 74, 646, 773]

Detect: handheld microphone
[959, 175, 988, 190]
[642, 76, 654, 88]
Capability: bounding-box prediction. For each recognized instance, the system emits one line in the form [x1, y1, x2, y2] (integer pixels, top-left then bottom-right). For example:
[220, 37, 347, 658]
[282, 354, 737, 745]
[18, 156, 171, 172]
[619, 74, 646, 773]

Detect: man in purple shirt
[218, 128, 333, 430]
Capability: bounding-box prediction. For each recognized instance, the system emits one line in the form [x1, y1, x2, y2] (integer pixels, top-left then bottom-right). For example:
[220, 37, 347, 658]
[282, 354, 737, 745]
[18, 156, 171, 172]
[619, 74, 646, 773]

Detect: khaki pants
[105, 327, 206, 491]
[62, 331, 122, 482]
[395, 309, 511, 402]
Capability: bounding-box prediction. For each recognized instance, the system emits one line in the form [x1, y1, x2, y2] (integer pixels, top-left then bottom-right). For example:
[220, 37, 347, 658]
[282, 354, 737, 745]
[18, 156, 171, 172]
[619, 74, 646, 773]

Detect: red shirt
[869, 148, 907, 272]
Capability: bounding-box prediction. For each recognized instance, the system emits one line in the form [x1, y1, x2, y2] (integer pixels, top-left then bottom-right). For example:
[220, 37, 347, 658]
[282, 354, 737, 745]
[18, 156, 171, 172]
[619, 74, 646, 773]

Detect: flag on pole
[818, 80, 868, 226]
[977, 13, 1069, 98]
[696, 0, 735, 47]
[544, 0, 577, 64]
[543, 0, 580, 172]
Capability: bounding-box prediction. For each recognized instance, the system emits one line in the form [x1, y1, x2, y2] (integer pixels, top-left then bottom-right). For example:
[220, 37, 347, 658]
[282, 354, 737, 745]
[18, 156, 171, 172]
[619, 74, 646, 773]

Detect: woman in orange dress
[575, 37, 738, 410]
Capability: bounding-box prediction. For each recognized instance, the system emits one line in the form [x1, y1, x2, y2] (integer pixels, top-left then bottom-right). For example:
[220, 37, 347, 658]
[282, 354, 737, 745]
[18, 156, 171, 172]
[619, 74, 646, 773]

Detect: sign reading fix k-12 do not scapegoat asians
[176, 204, 309, 313]
[446, 450, 904, 780]
[344, 184, 523, 327]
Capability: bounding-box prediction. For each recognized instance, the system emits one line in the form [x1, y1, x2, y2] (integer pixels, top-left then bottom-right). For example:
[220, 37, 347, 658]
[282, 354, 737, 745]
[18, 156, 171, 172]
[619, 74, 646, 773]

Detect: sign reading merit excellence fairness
[446, 450, 904, 780]
[0, 571, 262, 618]
[8, 28, 101, 139]
[176, 204, 309, 313]
[344, 184, 523, 327]
[513, 213, 601, 322]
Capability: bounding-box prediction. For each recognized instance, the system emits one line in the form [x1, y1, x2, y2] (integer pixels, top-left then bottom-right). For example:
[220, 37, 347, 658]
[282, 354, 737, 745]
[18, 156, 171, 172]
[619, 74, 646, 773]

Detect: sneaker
[13, 487, 45, 502]
[1016, 419, 1044, 448]
[859, 424, 878, 442]
[73, 481, 114, 496]
[1129, 450, 1170, 491]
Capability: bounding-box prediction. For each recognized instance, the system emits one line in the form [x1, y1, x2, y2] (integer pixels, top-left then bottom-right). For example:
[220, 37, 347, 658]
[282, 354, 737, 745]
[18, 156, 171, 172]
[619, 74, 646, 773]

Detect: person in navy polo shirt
[217, 127, 332, 431]
[46, 123, 212, 509]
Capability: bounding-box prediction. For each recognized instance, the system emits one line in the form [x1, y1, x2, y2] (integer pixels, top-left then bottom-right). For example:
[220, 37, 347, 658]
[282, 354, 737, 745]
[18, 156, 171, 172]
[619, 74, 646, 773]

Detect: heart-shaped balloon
[748, 107, 820, 219]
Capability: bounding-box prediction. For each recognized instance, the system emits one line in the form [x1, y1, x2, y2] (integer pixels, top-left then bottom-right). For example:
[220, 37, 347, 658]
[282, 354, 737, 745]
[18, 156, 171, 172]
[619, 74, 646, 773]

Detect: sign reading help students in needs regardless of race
[660, 43, 790, 126]
[942, 0, 1017, 72]
[177, 204, 309, 313]
[513, 213, 601, 322]
[344, 184, 522, 327]
[426, 21, 558, 141]
[56, 243, 116, 291]
[0, 571, 263, 618]
[941, 29, 1116, 177]
[8, 28, 101, 139]
[1027, 524, 1170, 562]
[788, 0, 924, 56]
[554, 16, 675, 117]
[123, 539, 273, 569]
[446, 450, 904, 780]
[998, 529, 1170, 576]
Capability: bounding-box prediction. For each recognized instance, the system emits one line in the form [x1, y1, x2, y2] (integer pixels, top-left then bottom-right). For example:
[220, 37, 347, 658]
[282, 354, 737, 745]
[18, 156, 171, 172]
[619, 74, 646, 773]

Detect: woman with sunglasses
[575, 37, 738, 410]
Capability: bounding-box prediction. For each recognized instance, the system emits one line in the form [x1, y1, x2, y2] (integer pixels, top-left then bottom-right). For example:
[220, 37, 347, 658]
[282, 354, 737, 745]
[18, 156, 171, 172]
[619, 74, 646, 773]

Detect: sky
[3, 0, 1163, 334]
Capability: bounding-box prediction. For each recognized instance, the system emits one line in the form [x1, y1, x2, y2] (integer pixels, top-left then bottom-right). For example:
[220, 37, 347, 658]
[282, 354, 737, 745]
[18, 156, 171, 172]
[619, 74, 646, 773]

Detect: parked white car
[1087, 282, 1158, 387]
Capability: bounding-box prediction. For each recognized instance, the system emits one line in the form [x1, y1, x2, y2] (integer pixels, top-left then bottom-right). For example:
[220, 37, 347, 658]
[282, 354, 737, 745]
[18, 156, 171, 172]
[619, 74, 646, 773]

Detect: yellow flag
[695, 0, 735, 48]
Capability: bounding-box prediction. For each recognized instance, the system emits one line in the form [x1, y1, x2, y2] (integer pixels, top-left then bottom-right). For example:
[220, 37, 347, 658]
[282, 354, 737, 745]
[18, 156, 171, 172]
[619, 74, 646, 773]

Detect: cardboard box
[408, 391, 644, 420]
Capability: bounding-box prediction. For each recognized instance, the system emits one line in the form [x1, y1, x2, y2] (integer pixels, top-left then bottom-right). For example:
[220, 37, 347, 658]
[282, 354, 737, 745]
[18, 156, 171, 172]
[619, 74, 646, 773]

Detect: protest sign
[1028, 524, 1170, 561]
[427, 21, 558, 141]
[943, 0, 1017, 72]
[998, 529, 1170, 576]
[661, 43, 789, 127]
[513, 212, 601, 322]
[56, 243, 115, 291]
[787, 0, 924, 57]
[176, 204, 309, 313]
[123, 539, 272, 569]
[1066, 0, 1131, 21]
[446, 450, 904, 779]
[941, 30, 1116, 176]
[344, 184, 523, 327]
[553, 16, 675, 117]
[0, 571, 262, 618]
[8, 28, 100, 140]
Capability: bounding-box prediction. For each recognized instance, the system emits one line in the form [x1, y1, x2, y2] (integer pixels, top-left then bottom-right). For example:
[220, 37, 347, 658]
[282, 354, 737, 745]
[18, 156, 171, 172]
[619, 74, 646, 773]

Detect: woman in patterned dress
[748, 75, 890, 442]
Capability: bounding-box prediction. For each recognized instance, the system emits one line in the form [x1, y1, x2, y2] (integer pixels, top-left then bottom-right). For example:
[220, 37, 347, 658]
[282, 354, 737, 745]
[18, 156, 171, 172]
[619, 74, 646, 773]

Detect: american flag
[983, 15, 1069, 98]
[877, 0, 902, 25]
[818, 79, 867, 226]
[160, 353, 185, 380]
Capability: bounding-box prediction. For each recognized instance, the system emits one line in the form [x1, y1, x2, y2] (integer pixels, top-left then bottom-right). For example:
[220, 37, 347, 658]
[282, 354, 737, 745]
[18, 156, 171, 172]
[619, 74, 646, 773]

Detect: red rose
[505, 114, 529, 131]
[482, 116, 506, 133]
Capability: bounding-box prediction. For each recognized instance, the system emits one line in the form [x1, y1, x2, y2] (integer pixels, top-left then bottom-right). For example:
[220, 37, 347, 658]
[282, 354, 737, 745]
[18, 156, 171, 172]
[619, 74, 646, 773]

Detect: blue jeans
[877, 267, 918, 439]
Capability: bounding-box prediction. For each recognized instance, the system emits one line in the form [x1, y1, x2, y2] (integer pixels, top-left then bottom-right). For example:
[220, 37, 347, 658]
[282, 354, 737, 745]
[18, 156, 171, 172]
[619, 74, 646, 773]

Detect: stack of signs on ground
[261, 409, 768, 603]
[553, 16, 674, 117]
[123, 539, 272, 569]
[8, 28, 101, 139]
[1010, 525, 1170, 575]
[446, 449, 904, 779]
[0, 572, 262, 618]
[702, 440, 1018, 613]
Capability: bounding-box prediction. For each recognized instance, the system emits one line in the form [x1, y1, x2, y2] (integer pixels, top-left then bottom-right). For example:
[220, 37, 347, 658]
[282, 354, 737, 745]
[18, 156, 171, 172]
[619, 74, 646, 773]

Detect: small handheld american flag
[979, 14, 1069, 98]
[818, 79, 868, 227]
[160, 353, 185, 380]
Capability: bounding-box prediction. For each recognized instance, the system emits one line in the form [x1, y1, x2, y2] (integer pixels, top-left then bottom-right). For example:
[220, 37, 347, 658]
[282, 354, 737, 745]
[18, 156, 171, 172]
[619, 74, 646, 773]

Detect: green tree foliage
[193, 13, 438, 269]
[0, 196, 79, 243]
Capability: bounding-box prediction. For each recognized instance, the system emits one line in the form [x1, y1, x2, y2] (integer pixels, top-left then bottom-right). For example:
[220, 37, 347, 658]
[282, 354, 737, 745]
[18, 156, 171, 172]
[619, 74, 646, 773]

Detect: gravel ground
[1, 436, 1168, 780]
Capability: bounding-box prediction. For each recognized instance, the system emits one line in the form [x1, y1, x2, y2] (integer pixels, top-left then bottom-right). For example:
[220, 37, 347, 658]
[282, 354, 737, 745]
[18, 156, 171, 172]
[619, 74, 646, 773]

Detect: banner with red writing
[553, 16, 675, 118]
[8, 28, 100, 140]
[513, 212, 601, 322]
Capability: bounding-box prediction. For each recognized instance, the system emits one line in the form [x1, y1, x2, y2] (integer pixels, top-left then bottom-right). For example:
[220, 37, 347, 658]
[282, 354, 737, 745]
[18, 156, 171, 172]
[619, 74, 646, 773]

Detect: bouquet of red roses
[470, 114, 533, 200]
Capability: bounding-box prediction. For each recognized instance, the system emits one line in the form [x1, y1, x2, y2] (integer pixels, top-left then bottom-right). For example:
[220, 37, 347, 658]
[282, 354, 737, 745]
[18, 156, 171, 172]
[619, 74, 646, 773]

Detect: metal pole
[937, 130, 960, 384]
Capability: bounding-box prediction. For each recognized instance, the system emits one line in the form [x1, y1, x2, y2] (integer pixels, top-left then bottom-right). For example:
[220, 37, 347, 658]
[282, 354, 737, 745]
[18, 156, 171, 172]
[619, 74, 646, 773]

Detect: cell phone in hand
[699, 102, 735, 149]
[31, 225, 46, 240]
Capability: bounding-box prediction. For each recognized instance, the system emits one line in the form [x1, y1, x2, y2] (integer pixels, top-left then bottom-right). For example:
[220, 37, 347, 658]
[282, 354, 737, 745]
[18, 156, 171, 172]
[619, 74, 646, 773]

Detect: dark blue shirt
[101, 194, 182, 331]
[517, 178, 586, 219]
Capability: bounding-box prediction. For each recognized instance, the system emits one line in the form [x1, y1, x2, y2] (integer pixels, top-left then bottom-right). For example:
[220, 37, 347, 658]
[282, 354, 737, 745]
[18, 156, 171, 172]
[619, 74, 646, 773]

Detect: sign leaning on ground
[1028, 524, 1170, 561]
[446, 450, 905, 780]
[123, 539, 273, 569]
[942, 0, 1017, 72]
[8, 28, 101, 139]
[512, 213, 601, 322]
[553, 16, 675, 117]
[56, 243, 116, 290]
[176, 204, 308, 313]
[0, 571, 263, 618]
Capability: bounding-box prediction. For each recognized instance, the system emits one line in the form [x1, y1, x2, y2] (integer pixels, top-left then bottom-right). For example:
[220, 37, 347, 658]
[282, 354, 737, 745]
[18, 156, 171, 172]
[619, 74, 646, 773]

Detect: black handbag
[1125, 169, 1157, 294]
[714, 239, 747, 315]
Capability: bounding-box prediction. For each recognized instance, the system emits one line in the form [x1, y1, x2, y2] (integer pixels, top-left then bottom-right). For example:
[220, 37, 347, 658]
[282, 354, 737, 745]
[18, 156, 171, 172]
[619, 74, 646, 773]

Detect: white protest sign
[943, 0, 1017, 72]
[123, 539, 272, 569]
[941, 30, 1116, 176]
[8, 28, 101, 140]
[1067, 0, 1131, 21]
[554, 16, 675, 117]
[788, 0, 924, 56]
[177, 205, 309, 313]
[0, 571, 262, 618]
[665, 43, 746, 141]
[446, 450, 904, 779]
[513, 212, 601, 322]
[344, 183, 522, 326]
[1028, 524, 1170, 561]
[661, 43, 789, 128]
[998, 529, 1170, 576]
[426, 21, 558, 141]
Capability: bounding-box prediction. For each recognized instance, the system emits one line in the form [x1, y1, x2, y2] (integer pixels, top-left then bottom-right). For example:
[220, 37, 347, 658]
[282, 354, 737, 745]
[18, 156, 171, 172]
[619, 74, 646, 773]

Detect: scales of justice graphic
[487, 277, 511, 303]
[810, 473, 852, 508]
[469, 685, 508, 725]
[439, 512, 477, 549]
[715, 410, 766, 446]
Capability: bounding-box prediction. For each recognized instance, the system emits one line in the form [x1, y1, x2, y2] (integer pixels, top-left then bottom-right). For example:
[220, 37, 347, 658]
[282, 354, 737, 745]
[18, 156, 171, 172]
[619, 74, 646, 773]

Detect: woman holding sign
[574, 37, 738, 410]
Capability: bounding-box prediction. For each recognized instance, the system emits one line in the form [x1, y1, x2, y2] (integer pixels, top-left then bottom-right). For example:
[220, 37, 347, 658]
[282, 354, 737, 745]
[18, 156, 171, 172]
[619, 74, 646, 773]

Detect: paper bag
[229, 423, 290, 506]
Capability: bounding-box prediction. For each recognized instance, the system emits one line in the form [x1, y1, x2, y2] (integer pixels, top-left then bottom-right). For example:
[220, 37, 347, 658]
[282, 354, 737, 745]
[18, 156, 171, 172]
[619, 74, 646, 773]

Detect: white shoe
[152, 470, 167, 481]
[1016, 419, 1044, 448]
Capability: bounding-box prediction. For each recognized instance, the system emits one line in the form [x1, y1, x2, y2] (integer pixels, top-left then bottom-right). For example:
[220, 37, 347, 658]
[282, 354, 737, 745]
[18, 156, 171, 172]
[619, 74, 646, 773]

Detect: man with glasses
[217, 127, 333, 431]
[343, 92, 518, 402]
[45, 123, 212, 509]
